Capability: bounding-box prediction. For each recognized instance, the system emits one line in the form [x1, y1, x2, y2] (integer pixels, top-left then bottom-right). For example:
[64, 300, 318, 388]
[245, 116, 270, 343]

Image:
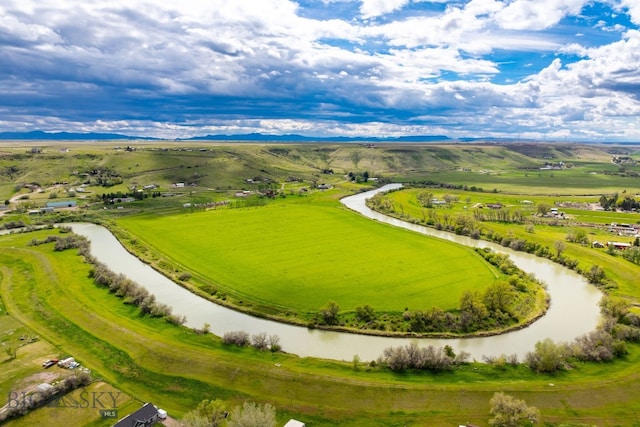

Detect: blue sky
[1, 0, 639, 141]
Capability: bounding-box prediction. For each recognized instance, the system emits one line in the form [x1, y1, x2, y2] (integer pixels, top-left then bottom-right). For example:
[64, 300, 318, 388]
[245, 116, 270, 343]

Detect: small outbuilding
[45, 200, 77, 209]
[284, 420, 306, 427]
[36, 383, 54, 393]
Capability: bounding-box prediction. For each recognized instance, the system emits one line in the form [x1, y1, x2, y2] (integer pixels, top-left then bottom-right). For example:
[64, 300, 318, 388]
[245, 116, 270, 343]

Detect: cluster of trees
[85, 167, 123, 187]
[99, 191, 145, 204]
[0, 372, 92, 423]
[524, 297, 640, 373]
[181, 399, 228, 427]
[599, 194, 640, 211]
[181, 400, 276, 427]
[377, 342, 469, 371]
[28, 233, 88, 252]
[0, 220, 26, 230]
[346, 170, 370, 183]
[410, 180, 492, 193]
[524, 327, 629, 374]
[90, 262, 186, 325]
[565, 228, 590, 245]
[222, 331, 281, 352]
[473, 208, 527, 224]
[621, 246, 640, 265]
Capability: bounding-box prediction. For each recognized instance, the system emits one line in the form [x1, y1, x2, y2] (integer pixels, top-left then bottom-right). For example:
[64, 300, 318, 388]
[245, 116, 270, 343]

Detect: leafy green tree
[599, 295, 629, 320]
[585, 265, 606, 285]
[460, 290, 489, 328]
[355, 305, 376, 322]
[483, 281, 514, 313]
[417, 191, 433, 208]
[566, 229, 589, 245]
[489, 392, 540, 426]
[181, 413, 210, 427]
[183, 402, 228, 427]
[536, 203, 550, 215]
[525, 338, 568, 373]
[320, 300, 340, 325]
[622, 246, 640, 265]
[227, 402, 276, 427]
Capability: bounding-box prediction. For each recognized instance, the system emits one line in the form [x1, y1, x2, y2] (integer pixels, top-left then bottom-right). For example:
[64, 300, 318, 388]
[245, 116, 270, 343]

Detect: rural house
[113, 402, 159, 427]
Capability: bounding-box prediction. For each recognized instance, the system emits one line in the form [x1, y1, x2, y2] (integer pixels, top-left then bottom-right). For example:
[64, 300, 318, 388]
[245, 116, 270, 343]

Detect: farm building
[608, 242, 632, 250]
[57, 357, 75, 368]
[609, 222, 639, 236]
[113, 402, 159, 427]
[284, 420, 306, 427]
[45, 200, 77, 209]
[592, 241, 605, 248]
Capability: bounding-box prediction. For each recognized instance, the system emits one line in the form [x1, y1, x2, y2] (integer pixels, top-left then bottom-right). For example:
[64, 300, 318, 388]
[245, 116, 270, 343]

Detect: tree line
[28, 230, 187, 326]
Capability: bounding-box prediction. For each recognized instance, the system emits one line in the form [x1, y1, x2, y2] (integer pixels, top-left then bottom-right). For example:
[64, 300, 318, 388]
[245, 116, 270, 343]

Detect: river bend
[62, 184, 602, 361]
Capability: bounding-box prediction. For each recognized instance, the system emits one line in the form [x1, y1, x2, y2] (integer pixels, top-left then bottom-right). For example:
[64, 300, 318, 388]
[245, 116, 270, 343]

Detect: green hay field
[118, 197, 501, 314]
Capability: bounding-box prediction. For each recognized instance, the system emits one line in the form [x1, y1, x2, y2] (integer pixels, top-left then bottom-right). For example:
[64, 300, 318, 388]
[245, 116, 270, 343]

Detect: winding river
[62, 184, 603, 362]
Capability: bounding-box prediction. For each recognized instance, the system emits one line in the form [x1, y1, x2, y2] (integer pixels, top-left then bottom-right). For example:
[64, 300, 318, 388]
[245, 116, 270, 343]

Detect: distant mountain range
[0, 130, 635, 144]
[0, 130, 452, 143]
[0, 130, 158, 141]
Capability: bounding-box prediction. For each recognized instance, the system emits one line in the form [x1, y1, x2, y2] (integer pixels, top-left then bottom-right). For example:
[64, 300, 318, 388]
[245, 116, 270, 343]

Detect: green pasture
[4, 230, 640, 425]
[117, 196, 501, 315]
[386, 187, 640, 227]
[382, 187, 640, 301]
[406, 168, 640, 195]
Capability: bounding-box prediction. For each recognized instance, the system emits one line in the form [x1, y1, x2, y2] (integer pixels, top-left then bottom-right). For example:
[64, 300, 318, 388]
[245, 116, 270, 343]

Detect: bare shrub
[251, 333, 268, 351]
[268, 334, 281, 352]
[223, 331, 250, 346]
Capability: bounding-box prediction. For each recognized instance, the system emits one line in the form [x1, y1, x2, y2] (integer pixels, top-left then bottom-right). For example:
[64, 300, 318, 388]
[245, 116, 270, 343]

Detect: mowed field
[118, 196, 500, 314]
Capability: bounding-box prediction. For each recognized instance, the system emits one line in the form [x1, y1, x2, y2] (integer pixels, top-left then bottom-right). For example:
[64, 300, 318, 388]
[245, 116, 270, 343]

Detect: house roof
[113, 402, 158, 427]
[45, 200, 77, 208]
[284, 420, 306, 427]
